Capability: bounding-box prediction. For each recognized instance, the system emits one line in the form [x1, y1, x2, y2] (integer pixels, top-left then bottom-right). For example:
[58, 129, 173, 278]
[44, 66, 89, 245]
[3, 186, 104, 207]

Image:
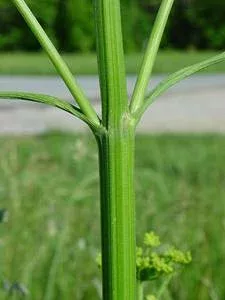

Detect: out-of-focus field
[0, 51, 225, 75]
[0, 133, 225, 299]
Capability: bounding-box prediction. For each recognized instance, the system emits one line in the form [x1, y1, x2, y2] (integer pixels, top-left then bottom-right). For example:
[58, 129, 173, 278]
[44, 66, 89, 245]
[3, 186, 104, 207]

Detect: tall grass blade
[44, 226, 67, 300]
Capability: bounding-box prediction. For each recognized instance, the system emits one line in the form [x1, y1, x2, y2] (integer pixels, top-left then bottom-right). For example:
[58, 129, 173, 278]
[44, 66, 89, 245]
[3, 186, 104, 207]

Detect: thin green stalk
[13, 0, 99, 126]
[157, 275, 173, 299]
[44, 226, 67, 300]
[133, 51, 225, 123]
[137, 281, 144, 300]
[0, 92, 94, 127]
[130, 0, 174, 114]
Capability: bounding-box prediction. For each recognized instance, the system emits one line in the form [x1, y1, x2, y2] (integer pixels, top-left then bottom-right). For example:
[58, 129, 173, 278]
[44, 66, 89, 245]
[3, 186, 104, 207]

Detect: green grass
[0, 132, 225, 299]
[0, 51, 225, 75]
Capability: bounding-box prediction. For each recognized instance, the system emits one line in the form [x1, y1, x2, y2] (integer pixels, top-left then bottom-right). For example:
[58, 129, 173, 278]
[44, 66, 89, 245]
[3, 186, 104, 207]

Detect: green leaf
[135, 51, 225, 121]
[0, 91, 96, 127]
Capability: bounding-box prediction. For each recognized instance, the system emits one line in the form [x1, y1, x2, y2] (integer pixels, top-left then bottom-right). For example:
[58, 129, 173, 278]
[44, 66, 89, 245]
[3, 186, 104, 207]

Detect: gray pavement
[0, 75, 224, 134]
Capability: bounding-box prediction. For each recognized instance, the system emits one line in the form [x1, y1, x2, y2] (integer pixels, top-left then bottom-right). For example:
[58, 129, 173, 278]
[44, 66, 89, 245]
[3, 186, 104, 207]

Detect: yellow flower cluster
[165, 247, 192, 264]
[97, 231, 192, 284]
[136, 231, 192, 282]
[144, 232, 161, 247]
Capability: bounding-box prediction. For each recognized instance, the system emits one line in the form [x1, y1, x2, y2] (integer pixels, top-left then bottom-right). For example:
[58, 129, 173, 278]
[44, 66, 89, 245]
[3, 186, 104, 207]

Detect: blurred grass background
[0, 51, 225, 75]
[0, 132, 224, 299]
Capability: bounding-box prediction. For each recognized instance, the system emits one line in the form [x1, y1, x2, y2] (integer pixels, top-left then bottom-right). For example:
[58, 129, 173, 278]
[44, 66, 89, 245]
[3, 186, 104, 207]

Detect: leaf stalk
[13, 0, 99, 126]
[130, 0, 174, 114]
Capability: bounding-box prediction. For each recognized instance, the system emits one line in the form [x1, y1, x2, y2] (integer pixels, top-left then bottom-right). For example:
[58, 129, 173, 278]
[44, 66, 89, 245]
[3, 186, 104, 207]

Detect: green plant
[136, 231, 191, 299]
[0, 0, 225, 299]
[2, 0, 225, 52]
[97, 231, 192, 299]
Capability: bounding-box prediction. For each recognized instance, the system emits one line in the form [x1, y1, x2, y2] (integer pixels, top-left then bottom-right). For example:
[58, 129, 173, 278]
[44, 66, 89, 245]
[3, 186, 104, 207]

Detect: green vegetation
[0, 133, 225, 299]
[1, 0, 225, 298]
[1, 51, 225, 75]
[97, 230, 192, 299]
[0, 0, 225, 52]
[136, 231, 191, 299]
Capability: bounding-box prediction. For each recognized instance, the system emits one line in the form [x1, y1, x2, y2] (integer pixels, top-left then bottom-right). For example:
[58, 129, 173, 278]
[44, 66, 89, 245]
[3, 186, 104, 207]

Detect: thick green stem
[95, 0, 136, 298]
[96, 118, 136, 299]
[137, 281, 144, 300]
[94, 0, 128, 128]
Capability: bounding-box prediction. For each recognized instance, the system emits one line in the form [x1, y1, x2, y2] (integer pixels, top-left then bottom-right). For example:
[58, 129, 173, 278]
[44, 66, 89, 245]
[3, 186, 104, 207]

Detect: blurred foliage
[136, 231, 191, 282]
[0, 0, 224, 52]
[0, 133, 225, 299]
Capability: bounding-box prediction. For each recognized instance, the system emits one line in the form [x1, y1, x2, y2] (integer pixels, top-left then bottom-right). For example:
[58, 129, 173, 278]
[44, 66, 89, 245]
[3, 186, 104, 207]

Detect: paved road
[0, 75, 224, 134]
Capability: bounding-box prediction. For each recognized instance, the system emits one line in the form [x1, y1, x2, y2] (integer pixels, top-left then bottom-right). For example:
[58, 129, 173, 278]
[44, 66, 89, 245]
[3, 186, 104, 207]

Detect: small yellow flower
[150, 253, 173, 273]
[144, 232, 161, 247]
[166, 247, 192, 264]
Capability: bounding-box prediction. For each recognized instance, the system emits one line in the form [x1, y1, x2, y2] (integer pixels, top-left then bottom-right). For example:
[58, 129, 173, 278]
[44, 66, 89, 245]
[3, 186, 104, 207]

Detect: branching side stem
[13, 0, 99, 126]
[133, 51, 225, 123]
[0, 91, 100, 129]
[130, 0, 174, 114]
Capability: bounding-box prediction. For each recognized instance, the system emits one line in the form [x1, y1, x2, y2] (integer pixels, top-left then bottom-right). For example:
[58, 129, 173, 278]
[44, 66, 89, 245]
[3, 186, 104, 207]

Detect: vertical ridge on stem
[95, 0, 128, 128]
[94, 0, 136, 298]
[97, 121, 136, 300]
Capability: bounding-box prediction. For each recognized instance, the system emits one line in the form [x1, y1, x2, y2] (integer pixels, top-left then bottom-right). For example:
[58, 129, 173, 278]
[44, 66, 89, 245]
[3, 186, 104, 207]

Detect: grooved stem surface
[97, 122, 136, 299]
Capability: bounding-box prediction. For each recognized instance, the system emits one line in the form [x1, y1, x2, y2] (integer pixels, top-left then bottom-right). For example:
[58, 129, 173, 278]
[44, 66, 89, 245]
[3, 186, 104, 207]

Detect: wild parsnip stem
[94, 0, 128, 128]
[95, 0, 137, 298]
[97, 118, 136, 300]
